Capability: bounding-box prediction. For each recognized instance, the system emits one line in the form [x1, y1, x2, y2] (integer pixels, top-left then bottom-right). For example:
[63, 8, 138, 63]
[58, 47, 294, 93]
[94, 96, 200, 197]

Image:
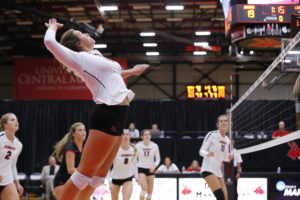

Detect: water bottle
[182, 166, 185, 173]
[277, 166, 281, 174]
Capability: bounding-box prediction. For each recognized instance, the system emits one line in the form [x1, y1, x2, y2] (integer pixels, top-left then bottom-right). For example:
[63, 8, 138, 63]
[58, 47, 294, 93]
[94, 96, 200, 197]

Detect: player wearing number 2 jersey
[136, 130, 160, 200]
[108, 131, 138, 200]
[199, 115, 232, 200]
[0, 113, 23, 200]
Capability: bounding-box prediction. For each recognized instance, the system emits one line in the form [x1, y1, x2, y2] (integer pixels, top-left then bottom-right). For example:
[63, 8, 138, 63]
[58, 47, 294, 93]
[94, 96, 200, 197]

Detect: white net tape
[235, 130, 300, 155]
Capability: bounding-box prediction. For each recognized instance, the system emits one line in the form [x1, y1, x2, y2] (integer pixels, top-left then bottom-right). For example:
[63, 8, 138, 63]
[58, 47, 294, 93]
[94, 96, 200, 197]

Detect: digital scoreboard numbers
[231, 4, 300, 25]
[187, 85, 226, 99]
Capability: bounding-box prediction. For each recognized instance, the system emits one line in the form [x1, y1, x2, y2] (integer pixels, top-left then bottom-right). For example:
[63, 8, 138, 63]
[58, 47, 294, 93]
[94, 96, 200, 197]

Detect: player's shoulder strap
[204, 130, 217, 141]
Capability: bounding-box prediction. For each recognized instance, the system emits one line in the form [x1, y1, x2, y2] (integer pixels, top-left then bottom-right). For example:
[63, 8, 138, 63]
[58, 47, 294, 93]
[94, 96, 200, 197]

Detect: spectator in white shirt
[156, 157, 179, 174]
[128, 123, 139, 138]
[41, 156, 60, 200]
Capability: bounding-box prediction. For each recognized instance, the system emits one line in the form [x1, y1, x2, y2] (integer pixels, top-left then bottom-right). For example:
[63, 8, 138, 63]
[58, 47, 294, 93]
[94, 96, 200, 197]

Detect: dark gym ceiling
[0, 0, 277, 65]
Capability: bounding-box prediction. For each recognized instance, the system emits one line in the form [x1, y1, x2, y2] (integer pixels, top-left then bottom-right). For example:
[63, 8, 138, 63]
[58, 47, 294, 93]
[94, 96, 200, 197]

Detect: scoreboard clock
[186, 85, 226, 99]
[231, 4, 300, 24]
[225, 4, 300, 49]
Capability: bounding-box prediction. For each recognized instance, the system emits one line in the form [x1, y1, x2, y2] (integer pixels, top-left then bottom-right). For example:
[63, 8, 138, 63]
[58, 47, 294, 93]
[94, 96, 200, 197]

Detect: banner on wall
[238, 178, 267, 200]
[179, 178, 216, 200]
[13, 58, 127, 100]
[269, 178, 300, 200]
[90, 178, 177, 200]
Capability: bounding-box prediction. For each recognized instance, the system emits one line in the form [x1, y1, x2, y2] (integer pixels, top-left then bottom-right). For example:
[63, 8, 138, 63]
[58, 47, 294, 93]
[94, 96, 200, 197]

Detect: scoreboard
[223, 3, 300, 49]
[231, 4, 300, 24]
[186, 85, 226, 99]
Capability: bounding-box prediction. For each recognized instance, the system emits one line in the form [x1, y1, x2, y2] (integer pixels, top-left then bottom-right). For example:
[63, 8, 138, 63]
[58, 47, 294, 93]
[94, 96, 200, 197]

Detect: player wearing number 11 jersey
[199, 115, 232, 200]
[0, 113, 23, 200]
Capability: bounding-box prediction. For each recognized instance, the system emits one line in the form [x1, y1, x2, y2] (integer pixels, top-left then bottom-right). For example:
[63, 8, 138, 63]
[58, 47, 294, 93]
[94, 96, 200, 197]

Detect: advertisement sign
[237, 178, 267, 200]
[13, 58, 127, 100]
[231, 26, 246, 43]
[91, 178, 177, 200]
[269, 178, 300, 200]
[179, 178, 216, 200]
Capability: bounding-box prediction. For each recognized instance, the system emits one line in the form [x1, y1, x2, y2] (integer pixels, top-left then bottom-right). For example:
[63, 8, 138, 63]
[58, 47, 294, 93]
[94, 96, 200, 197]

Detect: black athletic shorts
[201, 171, 213, 178]
[0, 185, 6, 193]
[90, 104, 129, 136]
[112, 176, 133, 186]
[138, 168, 155, 176]
[53, 173, 70, 188]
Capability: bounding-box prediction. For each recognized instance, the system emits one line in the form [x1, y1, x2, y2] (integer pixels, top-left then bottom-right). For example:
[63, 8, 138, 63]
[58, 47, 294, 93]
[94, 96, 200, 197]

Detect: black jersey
[54, 141, 82, 187]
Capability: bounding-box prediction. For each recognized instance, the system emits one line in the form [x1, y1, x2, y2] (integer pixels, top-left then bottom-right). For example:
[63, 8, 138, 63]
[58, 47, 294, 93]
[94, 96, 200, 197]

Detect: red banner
[13, 58, 127, 100]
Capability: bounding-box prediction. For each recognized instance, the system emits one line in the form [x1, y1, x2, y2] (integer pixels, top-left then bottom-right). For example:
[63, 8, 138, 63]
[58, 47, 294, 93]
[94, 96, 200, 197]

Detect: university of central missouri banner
[13, 58, 127, 100]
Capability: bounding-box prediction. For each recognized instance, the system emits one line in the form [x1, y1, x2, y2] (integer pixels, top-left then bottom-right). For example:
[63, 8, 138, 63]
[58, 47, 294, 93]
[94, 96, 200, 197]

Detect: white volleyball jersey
[136, 141, 161, 169]
[109, 145, 137, 180]
[199, 130, 230, 178]
[0, 131, 23, 185]
[44, 29, 135, 105]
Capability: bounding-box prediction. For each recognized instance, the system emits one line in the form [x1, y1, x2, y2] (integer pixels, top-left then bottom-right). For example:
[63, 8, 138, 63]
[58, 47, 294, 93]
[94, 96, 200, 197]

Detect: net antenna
[230, 30, 300, 155]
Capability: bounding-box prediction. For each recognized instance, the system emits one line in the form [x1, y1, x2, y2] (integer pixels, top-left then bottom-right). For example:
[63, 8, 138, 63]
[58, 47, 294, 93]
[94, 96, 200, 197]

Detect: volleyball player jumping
[44, 18, 149, 200]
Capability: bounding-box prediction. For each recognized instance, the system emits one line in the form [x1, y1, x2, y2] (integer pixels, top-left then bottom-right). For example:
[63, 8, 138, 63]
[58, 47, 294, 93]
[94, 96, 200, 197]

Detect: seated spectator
[150, 123, 164, 138]
[156, 157, 180, 174]
[272, 121, 289, 139]
[127, 122, 139, 138]
[41, 156, 60, 200]
[184, 160, 201, 173]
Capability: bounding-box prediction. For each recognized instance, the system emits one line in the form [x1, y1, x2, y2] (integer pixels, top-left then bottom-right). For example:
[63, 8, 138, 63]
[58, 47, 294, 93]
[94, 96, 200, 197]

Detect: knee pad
[140, 190, 146, 198]
[70, 171, 91, 190]
[213, 189, 225, 200]
[146, 193, 152, 199]
[88, 176, 105, 189]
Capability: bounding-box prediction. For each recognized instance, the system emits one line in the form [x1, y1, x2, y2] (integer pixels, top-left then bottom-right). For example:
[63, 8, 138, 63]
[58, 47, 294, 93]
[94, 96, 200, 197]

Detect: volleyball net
[230, 31, 300, 155]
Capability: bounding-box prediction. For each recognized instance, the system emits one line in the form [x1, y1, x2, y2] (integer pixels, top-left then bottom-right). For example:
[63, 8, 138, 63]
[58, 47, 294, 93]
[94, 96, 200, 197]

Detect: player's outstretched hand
[45, 18, 64, 30]
[132, 64, 149, 76]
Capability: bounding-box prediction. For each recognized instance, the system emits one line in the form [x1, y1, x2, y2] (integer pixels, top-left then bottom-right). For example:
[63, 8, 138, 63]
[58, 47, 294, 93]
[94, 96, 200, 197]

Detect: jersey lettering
[124, 157, 129, 164]
[5, 151, 12, 160]
[144, 150, 150, 157]
[221, 144, 225, 152]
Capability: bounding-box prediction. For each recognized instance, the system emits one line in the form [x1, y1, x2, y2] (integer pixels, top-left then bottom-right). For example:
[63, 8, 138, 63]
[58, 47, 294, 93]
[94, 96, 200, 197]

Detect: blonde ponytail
[130, 143, 138, 162]
[52, 122, 84, 162]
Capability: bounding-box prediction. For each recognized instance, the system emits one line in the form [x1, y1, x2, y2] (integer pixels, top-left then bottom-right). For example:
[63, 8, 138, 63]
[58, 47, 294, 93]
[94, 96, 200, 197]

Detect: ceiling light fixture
[166, 5, 184, 10]
[193, 51, 207, 55]
[94, 44, 107, 48]
[146, 52, 159, 56]
[195, 31, 211, 36]
[194, 42, 209, 47]
[143, 43, 157, 47]
[100, 6, 118, 11]
[140, 32, 155, 37]
[288, 50, 300, 54]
